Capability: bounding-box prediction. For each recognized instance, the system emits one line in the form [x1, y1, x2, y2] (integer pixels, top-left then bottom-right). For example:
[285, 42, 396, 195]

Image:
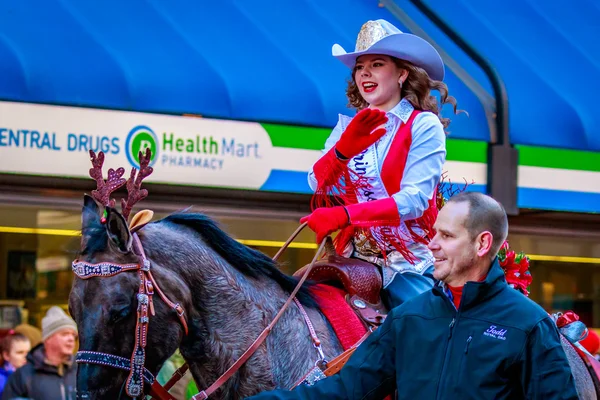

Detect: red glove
[336, 108, 388, 159]
[346, 197, 400, 226]
[300, 206, 349, 243]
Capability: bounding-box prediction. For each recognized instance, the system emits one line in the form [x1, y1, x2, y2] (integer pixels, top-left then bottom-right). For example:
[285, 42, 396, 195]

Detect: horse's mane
[162, 212, 316, 307]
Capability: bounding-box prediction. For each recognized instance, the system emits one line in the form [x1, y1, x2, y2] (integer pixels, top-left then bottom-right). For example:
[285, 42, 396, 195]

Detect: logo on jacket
[483, 325, 507, 340]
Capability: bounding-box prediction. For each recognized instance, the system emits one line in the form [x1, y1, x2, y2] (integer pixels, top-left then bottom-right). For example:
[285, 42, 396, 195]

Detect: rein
[192, 223, 326, 399]
[73, 222, 327, 399]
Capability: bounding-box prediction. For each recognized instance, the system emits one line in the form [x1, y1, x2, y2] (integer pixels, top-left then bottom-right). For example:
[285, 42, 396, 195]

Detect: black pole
[405, 0, 519, 215]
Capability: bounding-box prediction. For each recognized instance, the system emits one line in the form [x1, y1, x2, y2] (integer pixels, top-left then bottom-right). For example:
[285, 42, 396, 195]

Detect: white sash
[338, 115, 413, 247]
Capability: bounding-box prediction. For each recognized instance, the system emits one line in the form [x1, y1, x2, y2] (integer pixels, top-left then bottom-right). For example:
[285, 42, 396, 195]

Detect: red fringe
[313, 167, 470, 264]
[311, 161, 371, 211]
[329, 186, 440, 265]
[406, 195, 439, 245]
[336, 225, 420, 264]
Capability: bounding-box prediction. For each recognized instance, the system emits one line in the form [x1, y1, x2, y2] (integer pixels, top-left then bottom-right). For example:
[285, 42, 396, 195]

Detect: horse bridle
[72, 232, 189, 399]
[72, 223, 326, 399]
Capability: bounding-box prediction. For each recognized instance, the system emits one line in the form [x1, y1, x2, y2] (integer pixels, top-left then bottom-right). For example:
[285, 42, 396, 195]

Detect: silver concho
[353, 299, 367, 309]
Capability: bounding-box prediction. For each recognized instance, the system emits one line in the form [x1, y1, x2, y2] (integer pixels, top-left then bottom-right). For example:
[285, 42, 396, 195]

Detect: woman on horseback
[301, 19, 461, 309]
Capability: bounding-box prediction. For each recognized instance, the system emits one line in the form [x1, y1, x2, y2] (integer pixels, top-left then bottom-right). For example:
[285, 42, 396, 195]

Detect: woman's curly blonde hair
[346, 57, 463, 133]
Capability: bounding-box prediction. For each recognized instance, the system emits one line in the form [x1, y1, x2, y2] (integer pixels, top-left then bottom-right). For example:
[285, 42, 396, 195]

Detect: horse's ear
[105, 207, 132, 253]
[82, 195, 101, 230]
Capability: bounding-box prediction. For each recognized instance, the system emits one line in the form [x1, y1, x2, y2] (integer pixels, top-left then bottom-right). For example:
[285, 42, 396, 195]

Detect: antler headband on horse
[73, 149, 189, 399]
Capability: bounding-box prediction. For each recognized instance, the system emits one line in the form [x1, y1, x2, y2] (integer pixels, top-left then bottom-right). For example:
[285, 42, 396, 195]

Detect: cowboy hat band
[332, 19, 445, 81]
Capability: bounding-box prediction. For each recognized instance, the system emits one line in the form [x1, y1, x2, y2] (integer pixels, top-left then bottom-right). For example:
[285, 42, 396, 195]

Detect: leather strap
[133, 234, 189, 335]
[125, 270, 151, 397]
[294, 298, 321, 347]
[75, 351, 156, 384]
[147, 270, 188, 335]
[291, 366, 327, 389]
[149, 380, 178, 400]
[272, 222, 309, 262]
[289, 328, 373, 390]
[323, 329, 373, 377]
[163, 363, 190, 392]
[192, 224, 326, 399]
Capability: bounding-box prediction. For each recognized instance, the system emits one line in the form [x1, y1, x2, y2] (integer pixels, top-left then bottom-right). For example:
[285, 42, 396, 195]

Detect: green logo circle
[126, 126, 159, 168]
[131, 131, 157, 163]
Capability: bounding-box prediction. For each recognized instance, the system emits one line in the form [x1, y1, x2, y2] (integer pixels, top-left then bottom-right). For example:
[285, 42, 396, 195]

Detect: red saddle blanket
[310, 283, 367, 351]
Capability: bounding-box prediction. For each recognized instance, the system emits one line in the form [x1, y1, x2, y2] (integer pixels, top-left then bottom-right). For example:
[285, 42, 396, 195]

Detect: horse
[70, 193, 348, 399]
[69, 150, 600, 399]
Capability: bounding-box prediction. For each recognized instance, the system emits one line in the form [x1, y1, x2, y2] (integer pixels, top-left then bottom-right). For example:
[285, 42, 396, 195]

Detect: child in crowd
[0, 332, 31, 397]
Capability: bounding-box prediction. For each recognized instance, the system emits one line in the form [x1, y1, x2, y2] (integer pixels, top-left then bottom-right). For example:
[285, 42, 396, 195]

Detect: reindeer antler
[121, 148, 154, 220]
[89, 150, 127, 207]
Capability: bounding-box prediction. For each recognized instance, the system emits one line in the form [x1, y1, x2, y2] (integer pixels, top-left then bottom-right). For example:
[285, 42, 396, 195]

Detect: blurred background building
[0, 1, 598, 329]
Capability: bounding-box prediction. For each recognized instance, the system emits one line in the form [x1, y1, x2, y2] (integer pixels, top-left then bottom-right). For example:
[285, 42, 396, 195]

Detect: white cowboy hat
[332, 19, 445, 81]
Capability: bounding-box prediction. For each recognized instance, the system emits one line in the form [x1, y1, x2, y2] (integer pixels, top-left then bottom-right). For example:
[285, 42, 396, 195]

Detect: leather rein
[72, 222, 327, 399]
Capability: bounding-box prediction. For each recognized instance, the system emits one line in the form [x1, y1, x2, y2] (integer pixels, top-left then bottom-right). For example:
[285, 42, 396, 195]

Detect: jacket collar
[27, 343, 75, 375]
[387, 98, 414, 123]
[434, 257, 508, 311]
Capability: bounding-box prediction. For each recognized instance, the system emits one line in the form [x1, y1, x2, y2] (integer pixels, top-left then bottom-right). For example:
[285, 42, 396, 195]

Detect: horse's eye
[109, 306, 130, 325]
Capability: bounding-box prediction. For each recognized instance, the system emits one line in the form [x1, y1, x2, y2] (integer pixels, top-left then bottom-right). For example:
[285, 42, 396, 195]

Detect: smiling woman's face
[354, 54, 406, 111]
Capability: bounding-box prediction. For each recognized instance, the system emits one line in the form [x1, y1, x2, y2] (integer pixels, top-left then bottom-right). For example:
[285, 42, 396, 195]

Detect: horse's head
[69, 151, 189, 399]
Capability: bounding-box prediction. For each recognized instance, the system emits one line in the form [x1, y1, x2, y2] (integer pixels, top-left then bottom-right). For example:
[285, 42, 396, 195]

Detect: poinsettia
[499, 241, 532, 296]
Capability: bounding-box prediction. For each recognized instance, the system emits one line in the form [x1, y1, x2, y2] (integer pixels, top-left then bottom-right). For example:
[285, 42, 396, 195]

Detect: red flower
[505, 251, 516, 266]
[499, 242, 532, 297]
[504, 271, 520, 289]
[519, 256, 529, 269]
[501, 252, 518, 271]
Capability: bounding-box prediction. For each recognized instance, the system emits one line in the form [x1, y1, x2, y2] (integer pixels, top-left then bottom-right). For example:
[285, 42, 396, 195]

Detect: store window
[508, 233, 600, 328]
[0, 202, 317, 328]
[529, 261, 600, 328]
[0, 205, 80, 327]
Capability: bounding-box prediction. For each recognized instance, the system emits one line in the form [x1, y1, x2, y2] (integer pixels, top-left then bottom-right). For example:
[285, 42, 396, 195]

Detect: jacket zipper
[464, 335, 472, 354]
[435, 317, 456, 399]
[448, 318, 455, 339]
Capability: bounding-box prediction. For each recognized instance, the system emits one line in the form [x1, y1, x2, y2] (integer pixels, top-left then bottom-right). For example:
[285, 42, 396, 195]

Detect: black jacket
[248, 258, 578, 399]
[1, 344, 77, 400]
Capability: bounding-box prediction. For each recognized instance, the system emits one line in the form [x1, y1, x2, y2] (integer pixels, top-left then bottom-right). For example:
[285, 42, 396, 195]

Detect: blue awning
[0, 1, 596, 151]
[0, 0, 489, 141]
[401, 0, 600, 151]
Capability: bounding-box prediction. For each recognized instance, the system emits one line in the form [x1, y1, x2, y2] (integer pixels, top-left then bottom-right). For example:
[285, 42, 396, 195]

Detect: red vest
[333, 110, 440, 263]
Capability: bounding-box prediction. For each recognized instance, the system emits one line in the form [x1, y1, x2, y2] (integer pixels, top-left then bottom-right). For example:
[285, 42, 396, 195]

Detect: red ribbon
[556, 311, 580, 328]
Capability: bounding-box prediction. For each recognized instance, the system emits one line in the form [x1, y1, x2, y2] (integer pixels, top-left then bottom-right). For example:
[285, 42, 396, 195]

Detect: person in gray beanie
[2, 306, 78, 400]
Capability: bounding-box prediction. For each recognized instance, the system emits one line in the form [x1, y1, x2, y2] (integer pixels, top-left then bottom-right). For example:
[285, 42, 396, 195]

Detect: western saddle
[293, 238, 388, 329]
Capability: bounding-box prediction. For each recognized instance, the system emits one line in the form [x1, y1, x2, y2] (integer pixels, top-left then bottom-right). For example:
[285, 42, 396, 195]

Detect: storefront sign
[0, 101, 309, 191]
[0, 101, 487, 195]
